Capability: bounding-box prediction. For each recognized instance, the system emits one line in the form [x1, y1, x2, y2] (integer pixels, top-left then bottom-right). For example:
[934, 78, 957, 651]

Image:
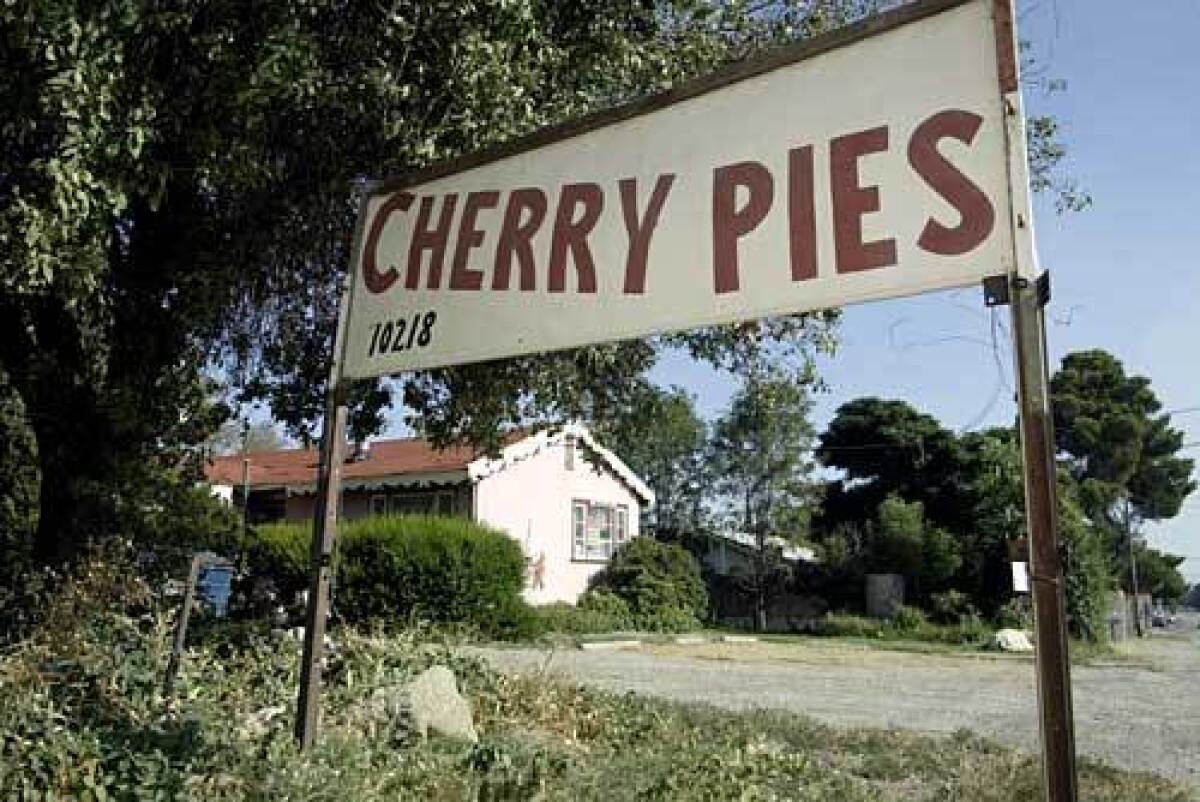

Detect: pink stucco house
[205, 425, 653, 604]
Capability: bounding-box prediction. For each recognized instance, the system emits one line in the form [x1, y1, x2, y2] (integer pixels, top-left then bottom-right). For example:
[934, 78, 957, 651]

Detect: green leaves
[1051, 349, 1195, 525]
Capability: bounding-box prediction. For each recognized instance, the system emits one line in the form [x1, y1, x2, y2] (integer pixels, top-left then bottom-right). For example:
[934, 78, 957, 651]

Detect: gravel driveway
[471, 627, 1200, 785]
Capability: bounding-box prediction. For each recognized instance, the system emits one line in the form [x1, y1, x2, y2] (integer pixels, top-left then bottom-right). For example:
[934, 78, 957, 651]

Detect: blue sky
[650, 0, 1200, 580]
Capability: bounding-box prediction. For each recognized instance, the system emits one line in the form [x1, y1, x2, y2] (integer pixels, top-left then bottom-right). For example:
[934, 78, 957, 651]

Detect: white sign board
[1012, 561, 1030, 593]
[341, 0, 1022, 379]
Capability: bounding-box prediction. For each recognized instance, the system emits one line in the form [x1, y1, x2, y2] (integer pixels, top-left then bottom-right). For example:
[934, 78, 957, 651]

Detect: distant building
[204, 425, 653, 604]
[701, 530, 818, 577]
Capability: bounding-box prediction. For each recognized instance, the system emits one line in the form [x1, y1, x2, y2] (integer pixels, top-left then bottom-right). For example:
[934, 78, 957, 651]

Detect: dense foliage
[595, 384, 709, 538]
[1050, 350, 1194, 604]
[0, 367, 38, 588]
[339, 516, 530, 635]
[245, 516, 531, 637]
[587, 537, 708, 629]
[813, 396, 1123, 639]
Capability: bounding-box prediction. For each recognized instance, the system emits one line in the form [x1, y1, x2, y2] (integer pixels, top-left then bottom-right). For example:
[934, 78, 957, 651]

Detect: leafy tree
[816, 397, 963, 531]
[1, 0, 849, 570]
[709, 373, 819, 628]
[594, 384, 708, 538]
[1051, 350, 1194, 524]
[0, 368, 39, 587]
[1051, 350, 1194, 625]
[870, 495, 961, 598]
[1118, 546, 1187, 605]
[206, 418, 288, 457]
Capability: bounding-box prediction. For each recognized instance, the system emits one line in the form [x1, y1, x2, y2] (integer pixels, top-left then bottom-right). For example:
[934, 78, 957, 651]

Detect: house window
[370, 495, 388, 517]
[572, 500, 620, 562]
[389, 493, 433, 516]
[564, 436, 576, 470]
[616, 505, 629, 546]
[435, 490, 456, 516]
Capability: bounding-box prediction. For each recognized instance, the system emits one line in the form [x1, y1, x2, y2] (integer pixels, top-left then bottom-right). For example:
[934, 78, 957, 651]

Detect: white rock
[720, 635, 759, 643]
[353, 666, 478, 743]
[992, 628, 1034, 652]
[579, 639, 642, 650]
[407, 665, 478, 742]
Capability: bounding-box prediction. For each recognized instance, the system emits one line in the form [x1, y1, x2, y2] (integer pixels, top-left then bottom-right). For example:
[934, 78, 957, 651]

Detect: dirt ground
[472, 624, 1200, 786]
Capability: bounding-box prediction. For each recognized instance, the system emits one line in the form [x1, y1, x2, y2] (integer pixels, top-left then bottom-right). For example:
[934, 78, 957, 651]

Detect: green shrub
[577, 589, 634, 624]
[813, 612, 886, 639]
[535, 594, 633, 635]
[635, 606, 702, 633]
[589, 538, 707, 624]
[338, 515, 529, 638]
[812, 609, 993, 647]
[996, 596, 1033, 629]
[927, 590, 978, 625]
[246, 520, 312, 599]
[891, 605, 928, 632]
[955, 613, 992, 647]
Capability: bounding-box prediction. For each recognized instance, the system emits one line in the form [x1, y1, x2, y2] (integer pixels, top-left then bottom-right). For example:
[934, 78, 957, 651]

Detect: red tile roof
[205, 437, 487, 488]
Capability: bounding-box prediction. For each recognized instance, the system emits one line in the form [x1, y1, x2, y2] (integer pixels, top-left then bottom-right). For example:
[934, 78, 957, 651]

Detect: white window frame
[572, 499, 619, 562]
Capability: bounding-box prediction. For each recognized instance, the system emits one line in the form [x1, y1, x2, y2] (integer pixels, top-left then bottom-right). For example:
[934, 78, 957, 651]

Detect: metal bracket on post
[984, 272, 1051, 310]
[982, 274, 1011, 307]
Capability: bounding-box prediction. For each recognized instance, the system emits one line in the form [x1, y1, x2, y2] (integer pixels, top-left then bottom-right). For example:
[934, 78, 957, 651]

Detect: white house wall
[474, 440, 641, 604]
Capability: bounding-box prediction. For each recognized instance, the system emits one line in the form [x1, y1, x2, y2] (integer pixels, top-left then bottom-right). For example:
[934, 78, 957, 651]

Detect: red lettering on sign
[406, 194, 458, 290]
[548, 183, 602, 293]
[620, 174, 675, 295]
[712, 161, 773, 294]
[449, 191, 499, 290]
[362, 192, 413, 294]
[830, 126, 896, 274]
[788, 146, 818, 282]
[908, 109, 995, 256]
[493, 188, 547, 291]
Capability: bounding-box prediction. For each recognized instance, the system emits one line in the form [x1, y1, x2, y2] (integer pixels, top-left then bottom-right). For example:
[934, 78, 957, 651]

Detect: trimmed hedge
[338, 515, 527, 629]
[247, 521, 312, 598]
[244, 515, 531, 637]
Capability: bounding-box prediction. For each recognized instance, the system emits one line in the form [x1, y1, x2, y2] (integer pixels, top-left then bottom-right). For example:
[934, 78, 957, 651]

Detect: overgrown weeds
[0, 549, 1189, 801]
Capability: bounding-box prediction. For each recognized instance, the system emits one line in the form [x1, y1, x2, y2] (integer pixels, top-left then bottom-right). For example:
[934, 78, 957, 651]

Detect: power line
[1164, 406, 1200, 416]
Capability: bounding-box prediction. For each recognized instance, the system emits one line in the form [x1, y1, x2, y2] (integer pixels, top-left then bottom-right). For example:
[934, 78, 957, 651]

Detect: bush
[338, 515, 530, 638]
[891, 605, 928, 632]
[246, 520, 312, 600]
[589, 538, 707, 625]
[812, 609, 993, 647]
[812, 612, 886, 639]
[927, 590, 978, 625]
[534, 593, 634, 635]
[996, 596, 1033, 629]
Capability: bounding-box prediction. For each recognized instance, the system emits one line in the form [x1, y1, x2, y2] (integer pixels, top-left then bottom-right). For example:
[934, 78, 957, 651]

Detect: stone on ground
[352, 665, 478, 743]
[407, 665, 478, 742]
[992, 628, 1034, 652]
